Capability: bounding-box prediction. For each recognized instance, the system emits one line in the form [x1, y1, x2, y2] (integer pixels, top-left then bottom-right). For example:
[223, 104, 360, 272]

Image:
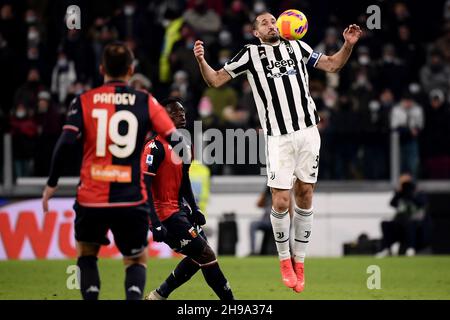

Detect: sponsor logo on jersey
[91, 164, 132, 183]
[267, 69, 297, 79]
[188, 227, 198, 238]
[266, 58, 295, 70]
[180, 239, 191, 248]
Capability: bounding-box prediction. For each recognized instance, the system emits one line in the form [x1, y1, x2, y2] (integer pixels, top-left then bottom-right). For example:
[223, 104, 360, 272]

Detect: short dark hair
[160, 97, 184, 110]
[252, 11, 272, 30]
[101, 42, 134, 77]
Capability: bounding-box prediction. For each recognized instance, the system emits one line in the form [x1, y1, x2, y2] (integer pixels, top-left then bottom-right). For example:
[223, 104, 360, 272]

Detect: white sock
[293, 206, 314, 263]
[270, 207, 291, 260]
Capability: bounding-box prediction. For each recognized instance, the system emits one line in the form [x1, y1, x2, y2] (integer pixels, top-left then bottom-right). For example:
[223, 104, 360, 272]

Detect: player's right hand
[151, 223, 167, 242]
[42, 185, 58, 213]
[193, 40, 205, 62]
[191, 209, 206, 226]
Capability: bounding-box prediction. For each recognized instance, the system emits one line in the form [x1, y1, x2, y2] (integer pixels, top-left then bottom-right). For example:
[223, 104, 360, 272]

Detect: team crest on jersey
[188, 227, 198, 238]
[146, 154, 153, 165]
[285, 43, 294, 54]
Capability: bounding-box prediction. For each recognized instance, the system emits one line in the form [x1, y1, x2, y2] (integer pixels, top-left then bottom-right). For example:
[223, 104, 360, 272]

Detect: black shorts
[162, 210, 208, 256]
[74, 202, 149, 257]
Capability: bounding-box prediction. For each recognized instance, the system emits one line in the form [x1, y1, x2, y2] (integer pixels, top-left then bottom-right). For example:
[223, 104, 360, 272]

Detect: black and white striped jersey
[223, 40, 322, 136]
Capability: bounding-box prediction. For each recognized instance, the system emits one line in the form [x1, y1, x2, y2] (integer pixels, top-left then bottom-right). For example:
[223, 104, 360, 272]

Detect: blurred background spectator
[391, 93, 424, 178]
[376, 174, 429, 257]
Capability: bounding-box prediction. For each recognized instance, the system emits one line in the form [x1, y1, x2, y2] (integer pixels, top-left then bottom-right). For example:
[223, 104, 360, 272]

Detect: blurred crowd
[0, 0, 449, 180]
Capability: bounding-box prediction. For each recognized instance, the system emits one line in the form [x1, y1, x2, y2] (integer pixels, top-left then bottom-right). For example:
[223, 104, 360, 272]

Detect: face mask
[219, 31, 232, 46]
[26, 15, 37, 24]
[124, 5, 135, 16]
[58, 58, 68, 67]
[383, 55, 394, 63]
[162, 19, 170, 28]
[324, 96, 336, 108]
[28, 31, 40, 42]
[254, 2, 266, 14]
[16, 110, 26, 119]
[356, 75, 368, 86]
[28, 50, 39, 60]
[198, 97, 213, 117]
[358, 55, 370, 65]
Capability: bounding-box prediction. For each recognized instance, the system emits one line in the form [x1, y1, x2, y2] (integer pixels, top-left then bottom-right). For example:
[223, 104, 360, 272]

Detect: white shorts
[265, 125, 321, 189]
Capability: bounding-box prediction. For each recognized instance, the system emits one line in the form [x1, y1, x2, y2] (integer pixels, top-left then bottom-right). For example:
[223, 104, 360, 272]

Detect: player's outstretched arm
[144, 175, 167, 242]
[193, 40, 232, 88]
[42, 130, 78, 213]
[315, 24, 362, 73]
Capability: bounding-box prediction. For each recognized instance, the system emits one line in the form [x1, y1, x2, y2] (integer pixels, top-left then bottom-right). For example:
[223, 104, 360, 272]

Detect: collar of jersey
[104, 80, 128, 86]
[260, 40, 283, 47]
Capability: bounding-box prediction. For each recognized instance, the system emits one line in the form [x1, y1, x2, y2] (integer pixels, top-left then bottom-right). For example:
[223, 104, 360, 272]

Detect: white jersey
[223, 40, 322, 136]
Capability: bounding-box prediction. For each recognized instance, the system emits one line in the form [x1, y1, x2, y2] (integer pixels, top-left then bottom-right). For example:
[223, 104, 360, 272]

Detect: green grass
[1, 256, 450, 300]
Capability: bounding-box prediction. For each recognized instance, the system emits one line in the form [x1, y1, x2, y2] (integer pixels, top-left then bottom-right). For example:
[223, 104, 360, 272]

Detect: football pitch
[1, 256, 449, 300]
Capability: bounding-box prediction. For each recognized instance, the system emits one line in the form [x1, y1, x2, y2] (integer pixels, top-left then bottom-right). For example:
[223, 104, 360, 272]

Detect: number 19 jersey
[64, 80, 175, 208]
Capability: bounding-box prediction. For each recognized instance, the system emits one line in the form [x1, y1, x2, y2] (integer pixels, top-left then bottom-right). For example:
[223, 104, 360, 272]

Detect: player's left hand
[191, 209, 206, 226]
[151, 223, 168, 242]
[343, 24, 362, 46]
[42, 185, 58, 213]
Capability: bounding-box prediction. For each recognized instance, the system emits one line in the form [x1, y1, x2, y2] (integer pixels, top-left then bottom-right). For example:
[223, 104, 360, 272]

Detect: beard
[264, 34, 280, 43]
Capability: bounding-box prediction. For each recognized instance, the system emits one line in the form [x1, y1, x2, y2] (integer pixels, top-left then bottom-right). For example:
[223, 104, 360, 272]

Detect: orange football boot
[279, 258, 297, 288]
[293, 262, 305, 293]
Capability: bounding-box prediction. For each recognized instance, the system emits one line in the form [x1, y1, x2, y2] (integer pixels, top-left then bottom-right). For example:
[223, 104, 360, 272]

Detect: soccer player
[41, 42, 186, 300]
[142, 98, 234, 301]
[193, 12, 362, 293]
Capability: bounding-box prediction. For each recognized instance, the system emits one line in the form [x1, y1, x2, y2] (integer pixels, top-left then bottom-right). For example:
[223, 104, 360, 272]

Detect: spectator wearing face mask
[223, 0, 251, 45]
[14, 68, 45, 111]
[10, 102, 38, 178]
[51, 51, 77, 105]
[34, 91, 62, 176]
[375, 44, 408, 98]
[391, 92, 424, 178]
[420, 49, 450, 94]
[171, 23, 205, 97]
[183, 0, 221, 46]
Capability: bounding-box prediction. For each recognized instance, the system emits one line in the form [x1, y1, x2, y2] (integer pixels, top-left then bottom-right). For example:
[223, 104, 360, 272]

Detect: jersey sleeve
[63, 96, 83, 133]
[148, 95, 176, 137]
[223, 45, 251, 78]
[142, 139, 165, 176]
[297, 40, 322, 68]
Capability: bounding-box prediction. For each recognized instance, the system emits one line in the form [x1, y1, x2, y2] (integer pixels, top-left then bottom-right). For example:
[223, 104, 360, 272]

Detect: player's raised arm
[315, 24, 362, 73]
[193, 40, 232, 88]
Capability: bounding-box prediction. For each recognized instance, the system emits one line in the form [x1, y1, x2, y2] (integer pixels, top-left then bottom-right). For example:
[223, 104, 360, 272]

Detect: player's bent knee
[271, 189, 290, 212]
[193, 244, 217, 266]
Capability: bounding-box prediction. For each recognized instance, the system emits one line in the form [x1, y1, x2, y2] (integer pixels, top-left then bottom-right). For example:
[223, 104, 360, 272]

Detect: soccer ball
[276, 9, 308, 41]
